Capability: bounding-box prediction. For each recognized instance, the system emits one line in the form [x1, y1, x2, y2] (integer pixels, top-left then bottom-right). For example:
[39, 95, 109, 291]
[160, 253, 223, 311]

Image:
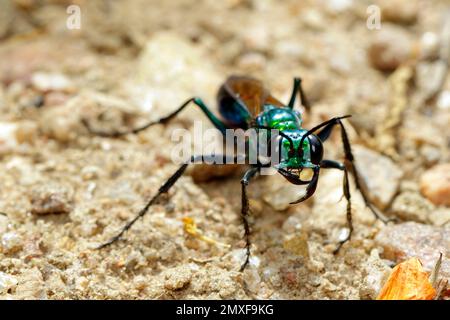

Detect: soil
[0, 0, 449, 299]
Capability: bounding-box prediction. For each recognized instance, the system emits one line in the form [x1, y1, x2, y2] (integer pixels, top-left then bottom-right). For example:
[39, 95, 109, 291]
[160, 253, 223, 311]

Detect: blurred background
[0, 0, 448, 299]
[1, 0, 449, 155]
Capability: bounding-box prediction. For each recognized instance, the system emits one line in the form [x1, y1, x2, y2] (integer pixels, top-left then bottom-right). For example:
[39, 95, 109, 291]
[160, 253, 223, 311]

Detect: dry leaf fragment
[377, 257, 436, 300]
[182, 217, 230, 248]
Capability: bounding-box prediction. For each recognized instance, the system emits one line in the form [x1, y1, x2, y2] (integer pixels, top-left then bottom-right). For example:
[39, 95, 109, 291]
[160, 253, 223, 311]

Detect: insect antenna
[255, 126, 295, 157]
[298, 115, 351, 159]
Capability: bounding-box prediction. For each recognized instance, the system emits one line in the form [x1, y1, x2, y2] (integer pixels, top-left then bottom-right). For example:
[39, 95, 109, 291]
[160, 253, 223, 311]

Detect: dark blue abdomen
[217, 85, 251, 129]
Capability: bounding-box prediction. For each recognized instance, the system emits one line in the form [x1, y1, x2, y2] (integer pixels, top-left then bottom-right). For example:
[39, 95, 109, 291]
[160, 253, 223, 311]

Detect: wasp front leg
[320, 160, 353, 253]
[239, 167, 260, 272]
[315, 117, 392, 223]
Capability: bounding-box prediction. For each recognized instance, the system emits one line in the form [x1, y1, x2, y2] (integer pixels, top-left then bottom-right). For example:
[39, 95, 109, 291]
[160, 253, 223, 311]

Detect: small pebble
[0, 214, 8, 234]
[263, 174, 309, 211]
[429, 208, 450, 227]
[437, 91, 450, 110]
[325, 0, 353, 14]
[329, 53, 352, 75]
[0, 272, 18, 294]
[390, 192, 434, 223]
[23, 236, 43, 261]
[135, 32, 220, 114]
[249, 255, 261, 268]
[31, 72, 74, 92]
[420, 32, 440, 60]
[81, 166, 100, 180]
[302, 9, 325, 31]
[242, 27, 270, 52]
[283, 232, 309, 258]
[30, 184, 73, 215]
[379, 0, 418, 25]
[367, 26, 413, 72]
[40, 108, 79, 143]
[282, 215, 302, 233]
[164, 265, 192, 290]
[420, 145, 441, 166]
[79, 221, 99, 237]
[15, 121, 38, 144]
[237, 52, 267, 71]
[244, 268, 262, 293]
[354, 146, 403, 209]
[44, 91, 70, 107]
[420, 163, 450, 206]
[415, 61, 448, 99]
[0, 122, 19, 150]
[15, 268, 46, 299]
[1, 232, 23, 253]
[133, 275, 148, 291]
[360, 249, 391, 299]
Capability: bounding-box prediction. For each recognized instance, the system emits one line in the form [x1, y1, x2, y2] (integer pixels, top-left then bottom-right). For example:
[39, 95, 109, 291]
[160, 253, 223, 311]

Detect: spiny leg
[321, 160, 353, 253]
[83, 97, 228, 137]
[97, 162, 188, 249]
[98, 154, 237, 249]
[240, 167, 260, 272]
[287, 77, 311, 110]
[314, 117, 392, 223]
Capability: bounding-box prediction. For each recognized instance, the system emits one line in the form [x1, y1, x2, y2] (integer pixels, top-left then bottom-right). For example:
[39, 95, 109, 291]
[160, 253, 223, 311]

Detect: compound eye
[308, 134, 323, 165]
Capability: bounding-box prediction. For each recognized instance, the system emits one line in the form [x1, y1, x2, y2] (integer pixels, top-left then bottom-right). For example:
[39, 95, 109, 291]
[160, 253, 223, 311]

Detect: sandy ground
[0, 0, 449, 299]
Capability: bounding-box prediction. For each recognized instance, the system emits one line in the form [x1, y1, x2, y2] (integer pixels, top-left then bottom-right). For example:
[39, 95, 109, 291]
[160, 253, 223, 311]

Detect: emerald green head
[276, 129, 323, 178]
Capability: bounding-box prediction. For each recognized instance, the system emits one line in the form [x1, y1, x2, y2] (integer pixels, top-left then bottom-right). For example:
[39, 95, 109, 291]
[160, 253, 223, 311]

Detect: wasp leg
[240, 167, 260, 272]
[83, 97, 229, 137]
[98, 154, 239, 249]
[321, 160, 353, 253]
[312, 117, 392, 223]
[315, 116, 350, 142]
[288, 77, 311, 111]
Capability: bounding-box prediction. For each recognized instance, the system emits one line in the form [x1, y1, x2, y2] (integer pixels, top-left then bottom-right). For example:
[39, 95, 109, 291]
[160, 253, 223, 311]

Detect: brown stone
[375, 222, 450, 280]
[420, 164, 450, 206]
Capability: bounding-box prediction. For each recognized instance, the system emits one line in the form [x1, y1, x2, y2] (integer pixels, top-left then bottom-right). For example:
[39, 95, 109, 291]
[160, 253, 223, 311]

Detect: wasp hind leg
[288, 77, 311, 111]
[98, 155, 238, 249]
[83, 97, 229, 137]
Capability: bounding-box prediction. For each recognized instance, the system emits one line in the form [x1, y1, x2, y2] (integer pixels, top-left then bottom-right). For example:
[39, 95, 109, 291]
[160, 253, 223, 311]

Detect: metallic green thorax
[254, 105, 314, 169]
[255, 105, 302, 130]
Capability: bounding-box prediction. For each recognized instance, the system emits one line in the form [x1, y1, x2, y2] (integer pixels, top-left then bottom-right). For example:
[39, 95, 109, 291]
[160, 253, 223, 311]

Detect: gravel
[0, 0, 448, 300]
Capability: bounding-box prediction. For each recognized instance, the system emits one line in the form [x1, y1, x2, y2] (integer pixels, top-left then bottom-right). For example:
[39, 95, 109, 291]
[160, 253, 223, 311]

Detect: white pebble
[31, 72, 73, 92]
[231, 248, 246, 264]
[0, 214, 8, 234]
[0, 122, 18, 148]
[437, 91, 450, 110]
[249, 255, 261, 268]
[325, 0, 353, 13]
[0, 272, 18, 294]
[420, 32, 440, 59]
[302, 9, 325, 31]
[338, 228, 350, 242]
[1, 232, 23, 252]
